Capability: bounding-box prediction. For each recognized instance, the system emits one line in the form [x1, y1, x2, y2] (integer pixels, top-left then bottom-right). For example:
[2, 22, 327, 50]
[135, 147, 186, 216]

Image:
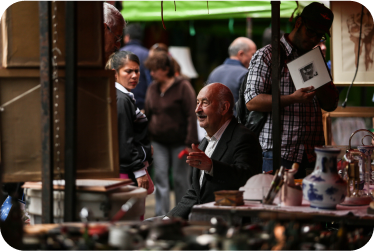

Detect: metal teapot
[343, 129, 374, 205]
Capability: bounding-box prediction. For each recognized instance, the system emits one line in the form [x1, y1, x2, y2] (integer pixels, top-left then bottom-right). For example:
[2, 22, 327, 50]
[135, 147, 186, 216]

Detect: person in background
[144, 51, 199, 216]
[318, 40, 327, 58]
[149, 43, 169, 57]
[120, 23, 152, 111]
[147, 43, 184, 79]
[245, 2, 339, 178]
[315, 40, 344, 94]
[262, 27, 285, 48]
[106, 51, 153, 195]
[316, 40, 331, 72]
[164, 83, 262, 220]
[207, 37, 256, 115]
[103, 2, 125, 62]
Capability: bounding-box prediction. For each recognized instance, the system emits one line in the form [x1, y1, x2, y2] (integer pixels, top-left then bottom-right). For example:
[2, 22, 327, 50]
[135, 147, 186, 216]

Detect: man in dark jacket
[207, 37, 256, 115]
[120, 23, 152, 110]
[165, 83, 262, 220]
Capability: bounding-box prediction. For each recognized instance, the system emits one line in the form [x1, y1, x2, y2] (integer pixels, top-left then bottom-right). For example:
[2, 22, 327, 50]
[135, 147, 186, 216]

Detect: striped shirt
[244, 35, 337, 163]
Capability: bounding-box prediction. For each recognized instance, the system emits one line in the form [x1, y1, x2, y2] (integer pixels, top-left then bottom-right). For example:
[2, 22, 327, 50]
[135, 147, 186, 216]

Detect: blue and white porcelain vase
[302, 147, 347, 209]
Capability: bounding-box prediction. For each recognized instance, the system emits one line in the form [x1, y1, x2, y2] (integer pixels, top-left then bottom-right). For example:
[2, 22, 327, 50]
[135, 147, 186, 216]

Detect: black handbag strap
[236, 41, 288, 133]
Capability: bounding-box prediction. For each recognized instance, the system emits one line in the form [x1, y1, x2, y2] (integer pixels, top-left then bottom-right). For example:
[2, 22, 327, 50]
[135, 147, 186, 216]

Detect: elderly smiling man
[164, 83, 262, 220]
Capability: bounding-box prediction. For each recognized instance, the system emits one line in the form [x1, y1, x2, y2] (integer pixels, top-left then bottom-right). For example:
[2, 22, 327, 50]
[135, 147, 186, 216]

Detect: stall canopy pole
[271, 1, 281, 172]
[39, 1, 54, 224]
[64, 1, 77, 222]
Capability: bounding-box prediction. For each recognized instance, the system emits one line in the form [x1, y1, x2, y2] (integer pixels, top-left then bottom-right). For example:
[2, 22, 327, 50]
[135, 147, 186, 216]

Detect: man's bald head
[211, 83, 234, 116]
[103, 3, 125, 62]
[228, 37, 257, 68]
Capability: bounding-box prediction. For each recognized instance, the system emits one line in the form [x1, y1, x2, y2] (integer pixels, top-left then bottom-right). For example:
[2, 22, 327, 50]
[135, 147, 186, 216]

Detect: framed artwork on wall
[331, 1, 374, 86]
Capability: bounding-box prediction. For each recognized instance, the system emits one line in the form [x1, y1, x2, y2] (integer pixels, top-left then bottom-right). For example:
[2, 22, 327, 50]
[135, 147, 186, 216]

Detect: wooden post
[271, 1, 281, 173]
[39, 1, 54, 224]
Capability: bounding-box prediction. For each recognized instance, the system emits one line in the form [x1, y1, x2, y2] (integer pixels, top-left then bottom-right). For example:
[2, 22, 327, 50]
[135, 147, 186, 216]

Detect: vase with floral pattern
[302, 147, 347, 209]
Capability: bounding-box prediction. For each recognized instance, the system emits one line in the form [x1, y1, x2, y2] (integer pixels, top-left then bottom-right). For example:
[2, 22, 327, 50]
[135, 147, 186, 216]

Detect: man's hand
[291, 86, 316, 104]
[136, 174, 149, 190]
[185, 146, 193, 154]
[186, 144, 213, 172]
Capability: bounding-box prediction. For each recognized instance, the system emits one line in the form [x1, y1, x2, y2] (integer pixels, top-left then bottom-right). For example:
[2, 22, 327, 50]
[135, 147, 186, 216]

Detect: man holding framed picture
[244, 2, 339, 178]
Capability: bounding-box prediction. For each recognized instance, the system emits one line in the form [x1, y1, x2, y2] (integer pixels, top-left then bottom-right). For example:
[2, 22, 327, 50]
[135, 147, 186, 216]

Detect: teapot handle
[348, 129, 374, 150]
[361, 134, 374, 146]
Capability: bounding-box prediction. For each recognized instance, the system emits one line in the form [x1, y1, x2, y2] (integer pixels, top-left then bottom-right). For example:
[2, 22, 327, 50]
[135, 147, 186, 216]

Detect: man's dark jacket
[166, 118, 262, 220]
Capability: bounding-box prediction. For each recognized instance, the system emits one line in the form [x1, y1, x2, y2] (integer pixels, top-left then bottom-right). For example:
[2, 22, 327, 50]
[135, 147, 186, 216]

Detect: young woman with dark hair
[108, 51, 154, 199]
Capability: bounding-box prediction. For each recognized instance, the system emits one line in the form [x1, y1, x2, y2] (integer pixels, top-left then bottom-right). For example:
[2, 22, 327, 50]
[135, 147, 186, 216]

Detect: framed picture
[331, 1, 374, 86]
[322, 107, 374, 146]
[287, 47, 332, 90]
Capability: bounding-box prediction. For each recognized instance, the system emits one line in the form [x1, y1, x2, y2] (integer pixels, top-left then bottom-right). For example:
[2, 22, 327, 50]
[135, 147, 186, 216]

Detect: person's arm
[166, 181, 199, 220]
[315, 82, 339, 112]
[144, 85, 152, 120]
[117, 97, 149, 188]
[246, 86, 316, 112]
[244, 47, 317, 113]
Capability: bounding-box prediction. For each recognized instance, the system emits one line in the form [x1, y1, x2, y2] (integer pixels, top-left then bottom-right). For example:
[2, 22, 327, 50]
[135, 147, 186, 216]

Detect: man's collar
[284, 34, 294, 47]
[281, 34, 294, 57]
[224, 58, 245, 68]
[205, 119, 231, 142]
[124, 39, 142, 46]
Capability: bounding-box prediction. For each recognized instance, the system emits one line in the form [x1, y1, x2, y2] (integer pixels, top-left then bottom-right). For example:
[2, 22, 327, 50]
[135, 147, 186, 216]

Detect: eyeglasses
[106, 25, 122, 43]
[302, 19, 326, 42]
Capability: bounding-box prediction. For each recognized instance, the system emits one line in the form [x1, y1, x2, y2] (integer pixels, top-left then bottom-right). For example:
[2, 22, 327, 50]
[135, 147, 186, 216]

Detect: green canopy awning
[121, 1, 302, 21]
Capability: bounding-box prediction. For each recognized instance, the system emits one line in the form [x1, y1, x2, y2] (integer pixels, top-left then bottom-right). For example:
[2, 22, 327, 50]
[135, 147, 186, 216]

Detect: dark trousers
[262, 150, 315, 179]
